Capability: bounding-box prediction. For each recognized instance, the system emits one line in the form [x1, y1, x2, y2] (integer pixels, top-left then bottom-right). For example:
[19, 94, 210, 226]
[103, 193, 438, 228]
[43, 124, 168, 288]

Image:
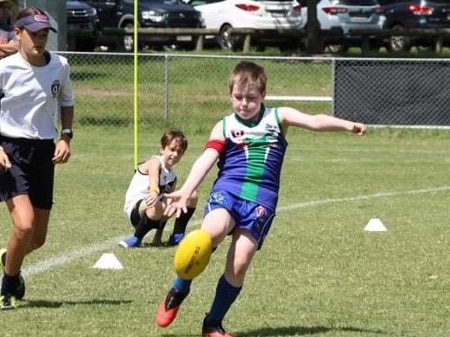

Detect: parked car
[299, 0, 385, 52]
[66, 0, 99, 51]
[187, 0, 303, 51]
[377, 0, 450, 52]
[79, 0, 204, 51]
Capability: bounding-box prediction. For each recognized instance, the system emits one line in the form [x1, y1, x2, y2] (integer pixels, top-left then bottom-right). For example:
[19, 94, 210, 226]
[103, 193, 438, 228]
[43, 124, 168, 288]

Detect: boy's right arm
[178, 148, 219, 200]
[165, 149, 218, 217]
[165, 121, 224, 216]
[179, 120, 224, 196]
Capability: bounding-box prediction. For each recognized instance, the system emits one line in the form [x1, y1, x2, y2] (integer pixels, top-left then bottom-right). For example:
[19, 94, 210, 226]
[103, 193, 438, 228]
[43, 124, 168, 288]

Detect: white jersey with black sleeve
[123, 155, 177, 220]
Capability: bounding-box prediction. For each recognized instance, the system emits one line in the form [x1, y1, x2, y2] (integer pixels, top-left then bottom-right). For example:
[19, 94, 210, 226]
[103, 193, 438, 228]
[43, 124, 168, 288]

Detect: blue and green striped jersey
[211, 105, 287, 212]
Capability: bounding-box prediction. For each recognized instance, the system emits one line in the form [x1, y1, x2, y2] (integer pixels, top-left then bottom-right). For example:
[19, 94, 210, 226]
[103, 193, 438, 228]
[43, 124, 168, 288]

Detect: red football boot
[155, 288, 188, 328]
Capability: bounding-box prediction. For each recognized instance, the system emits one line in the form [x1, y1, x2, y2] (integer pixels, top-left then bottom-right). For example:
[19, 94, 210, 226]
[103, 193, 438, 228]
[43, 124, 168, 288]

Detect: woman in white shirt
[0, 6, 74, 310]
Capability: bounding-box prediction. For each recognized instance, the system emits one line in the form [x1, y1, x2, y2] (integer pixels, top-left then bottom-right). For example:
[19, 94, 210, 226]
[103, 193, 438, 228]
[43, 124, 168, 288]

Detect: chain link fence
[68, 53, 332, 131]
[67, 52, 450, 137]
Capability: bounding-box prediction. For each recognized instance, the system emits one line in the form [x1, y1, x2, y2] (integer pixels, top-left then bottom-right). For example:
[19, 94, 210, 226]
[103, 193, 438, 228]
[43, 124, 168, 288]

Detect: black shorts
[0, 136, 55, 209]
[129, 199, 165, 229]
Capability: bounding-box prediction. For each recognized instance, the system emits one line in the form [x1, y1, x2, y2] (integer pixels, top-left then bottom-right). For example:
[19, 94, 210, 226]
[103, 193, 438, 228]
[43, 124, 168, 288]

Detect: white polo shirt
[0, 51, 74, 139]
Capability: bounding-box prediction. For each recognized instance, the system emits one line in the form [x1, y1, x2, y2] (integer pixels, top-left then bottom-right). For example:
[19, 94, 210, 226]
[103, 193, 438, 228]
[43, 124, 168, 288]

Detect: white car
[187, 0, 303, 50]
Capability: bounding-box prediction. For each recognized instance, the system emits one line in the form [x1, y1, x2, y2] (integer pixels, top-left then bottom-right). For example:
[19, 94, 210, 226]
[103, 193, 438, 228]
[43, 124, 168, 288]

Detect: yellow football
[174, 229, 212, 280]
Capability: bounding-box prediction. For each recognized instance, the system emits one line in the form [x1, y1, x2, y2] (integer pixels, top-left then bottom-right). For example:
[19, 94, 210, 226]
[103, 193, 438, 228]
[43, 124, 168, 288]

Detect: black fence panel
[334, 59, 450, 126]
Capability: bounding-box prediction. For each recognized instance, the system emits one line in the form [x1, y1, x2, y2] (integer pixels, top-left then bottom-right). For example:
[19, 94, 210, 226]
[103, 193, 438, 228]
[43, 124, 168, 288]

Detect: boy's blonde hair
[228, 61, 267, 94]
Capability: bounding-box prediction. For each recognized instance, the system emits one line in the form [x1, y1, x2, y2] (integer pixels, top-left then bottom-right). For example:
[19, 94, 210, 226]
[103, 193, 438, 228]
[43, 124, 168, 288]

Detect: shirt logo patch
[51, 80, 60, 98]
[231, 129, 244, 141]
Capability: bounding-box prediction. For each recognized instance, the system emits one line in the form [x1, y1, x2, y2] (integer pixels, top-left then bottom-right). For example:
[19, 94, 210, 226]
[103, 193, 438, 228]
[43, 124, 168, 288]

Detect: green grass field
[1, 126, 450, 337]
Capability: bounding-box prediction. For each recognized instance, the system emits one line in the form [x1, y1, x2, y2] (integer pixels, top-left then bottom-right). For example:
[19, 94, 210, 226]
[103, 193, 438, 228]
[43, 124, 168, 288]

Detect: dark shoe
[202, 316, 235, 337]
[0, 294, 16, 310]
[155, 288, 188, 328]
[168, 233, 184, 246]
[0, 249, 26, 300]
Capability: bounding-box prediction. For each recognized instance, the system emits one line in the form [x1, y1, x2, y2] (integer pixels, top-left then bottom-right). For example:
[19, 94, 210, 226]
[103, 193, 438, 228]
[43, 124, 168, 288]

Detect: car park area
[66, 0, 99, 51]
[378, 0, 450, 52]
[187, 0, 303, 51]
[61, 0, 450, 53]
[299, 0, 385, 52]
[79, 0, 204, 51]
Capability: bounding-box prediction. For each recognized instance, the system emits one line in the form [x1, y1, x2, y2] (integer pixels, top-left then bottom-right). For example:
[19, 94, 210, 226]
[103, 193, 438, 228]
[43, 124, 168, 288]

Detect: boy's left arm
[351, 123, 366, 135]
[280, 107, 366, 135]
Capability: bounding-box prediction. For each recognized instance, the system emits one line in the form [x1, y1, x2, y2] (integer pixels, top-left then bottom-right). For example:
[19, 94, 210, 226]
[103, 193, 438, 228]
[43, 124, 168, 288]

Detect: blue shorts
[204, 190, 275, 249]
[0, 136, 55, 209]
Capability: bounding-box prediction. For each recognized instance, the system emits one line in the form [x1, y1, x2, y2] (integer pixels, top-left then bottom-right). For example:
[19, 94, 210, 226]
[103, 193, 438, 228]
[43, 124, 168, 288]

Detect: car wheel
[387, 25, 411, 52]
[219, 24, 236, 50]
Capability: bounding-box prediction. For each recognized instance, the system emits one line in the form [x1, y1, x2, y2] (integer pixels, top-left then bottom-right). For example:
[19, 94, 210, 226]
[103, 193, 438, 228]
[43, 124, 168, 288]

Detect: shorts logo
[254, 206, 267, 233]
[211, 192, 224, 202]
[51, 80, 60, 98]
[255, 205, 266, 218]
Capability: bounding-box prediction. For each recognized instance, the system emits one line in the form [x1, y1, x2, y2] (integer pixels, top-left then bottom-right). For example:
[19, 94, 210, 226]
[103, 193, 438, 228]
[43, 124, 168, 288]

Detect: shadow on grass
[22, 299, 132, 309]
[160, 325, 385, 336]
[142, 242, 176, 249]
[236, 325, 386, 336]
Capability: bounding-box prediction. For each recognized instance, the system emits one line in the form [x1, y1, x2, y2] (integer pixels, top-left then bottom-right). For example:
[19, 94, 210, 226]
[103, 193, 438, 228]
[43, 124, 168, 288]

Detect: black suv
[79, 0, 204, 51]
[378, 0, 450, 51]
[66, 0, 99, 51]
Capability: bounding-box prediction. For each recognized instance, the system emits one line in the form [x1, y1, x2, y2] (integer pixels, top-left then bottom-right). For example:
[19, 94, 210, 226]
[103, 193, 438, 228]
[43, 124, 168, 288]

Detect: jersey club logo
[51, 80, 60, 98]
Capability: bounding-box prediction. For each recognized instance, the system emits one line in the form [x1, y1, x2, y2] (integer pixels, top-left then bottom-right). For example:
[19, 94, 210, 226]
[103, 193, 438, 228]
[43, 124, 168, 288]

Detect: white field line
[22, 185, 450, 277]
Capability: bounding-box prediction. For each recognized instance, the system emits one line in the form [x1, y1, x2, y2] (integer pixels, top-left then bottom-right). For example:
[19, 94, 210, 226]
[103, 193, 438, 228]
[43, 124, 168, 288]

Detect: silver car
[300, 0, 386, 51]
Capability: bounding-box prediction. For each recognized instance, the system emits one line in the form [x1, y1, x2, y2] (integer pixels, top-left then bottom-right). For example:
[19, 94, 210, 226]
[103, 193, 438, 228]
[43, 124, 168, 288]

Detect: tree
[304, 0, 323, 54]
